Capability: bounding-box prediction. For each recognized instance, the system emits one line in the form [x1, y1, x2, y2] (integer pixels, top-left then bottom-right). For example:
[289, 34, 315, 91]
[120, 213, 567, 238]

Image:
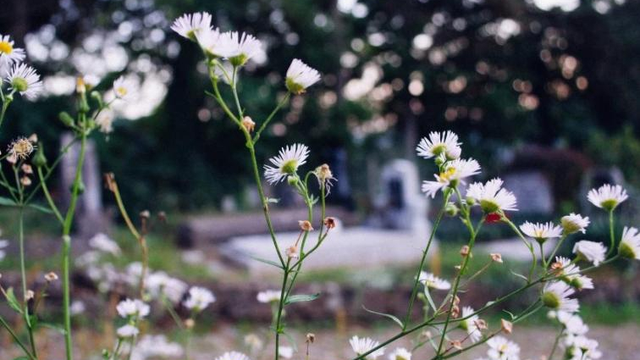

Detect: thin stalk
[403, 192, 450, 330]
[274, 266, 290, 360]
[253, 93, 290, 144]
[546, 234, 568, 265]
[0, 98, 12, 130]
[503, 218, 537, 282]
[37, 166, 64, 224]
[548, 326, 564, 360]
[607, 209, 615, 256]
[0, 314, 36, 360]
[61, 131, 88, 360]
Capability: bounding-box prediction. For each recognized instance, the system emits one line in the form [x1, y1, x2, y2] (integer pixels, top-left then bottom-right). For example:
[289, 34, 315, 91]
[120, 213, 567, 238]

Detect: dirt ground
[2, 323, 639, 359]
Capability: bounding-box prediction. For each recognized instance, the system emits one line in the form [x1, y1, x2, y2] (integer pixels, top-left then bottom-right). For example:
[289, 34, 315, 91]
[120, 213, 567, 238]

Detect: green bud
[59, 112, 75, 127]
[70, 181, 85, 195]
[90, 91, 103, 108]
[33, 144, 48, 168]
[287, 176, 298, 186]
[541, 292, 560, 309]
[445, 202, 459, 217]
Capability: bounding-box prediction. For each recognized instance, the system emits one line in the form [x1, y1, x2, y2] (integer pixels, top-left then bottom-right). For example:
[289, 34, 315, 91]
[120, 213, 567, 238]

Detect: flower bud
[242, 116, 256, 132]
[445, 202, 459, 217]
[490, 253, 503, 263]
[501, 319, 513, 334]
[287, 176, 298, 186]
[58, 112, 75, 127]
[460, 245, 470, 257]
[21, 164, 33, 175]
[45, 272, 59, 282]
[323, 217, 336, 230]
[298, 220, 314, 232]
[306, 333, 315, 343]
[33, 146, 47, 168]
[20, 176, 32, 187]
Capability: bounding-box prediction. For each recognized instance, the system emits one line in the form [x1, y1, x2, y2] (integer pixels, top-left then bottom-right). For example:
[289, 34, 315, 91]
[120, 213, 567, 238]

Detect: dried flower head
[285, 245, 299, 259]
[306, 333, 316, 343]
[324, 217, 336, 229]
[44, 272, 58, 282]
[490, 253, 503, 263]
[298, 220, 314, 232]
[242, 116, 256, 132]
[8, 137, 35, 161]
[21, 164, 32, 174]
[20, 176, 31, 187]
[460, 245, 470, 257]
[501, 319, 513, 334]
[184, 318, 195, 329]
[26, 290, 35, 300]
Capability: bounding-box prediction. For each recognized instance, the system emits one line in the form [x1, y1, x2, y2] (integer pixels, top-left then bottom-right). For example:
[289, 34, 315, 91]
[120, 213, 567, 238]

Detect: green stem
[607, 209, 615, 256]
[37, 166, 64, 224]
[546, 234, 568, 266]
[403, 192, 450, 330]
[274, 266, 290, 360]
[503, 217, 537, 282]
[548, 326, 564, 360]
[0, 314, 36, 360]
[0, 98, 12, 130]
[253, 93, 290, 144]
[60, 131, 88, 360]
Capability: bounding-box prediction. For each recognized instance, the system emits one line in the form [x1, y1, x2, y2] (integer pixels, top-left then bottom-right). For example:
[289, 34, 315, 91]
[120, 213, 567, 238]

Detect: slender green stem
[546, 234, 567, 266]
[0, 98, 12, 130]
[60, 131, 88, 360]
[18, 206, 39, 358]
[607, 209, 615, 256]
[403, 192, 450, 330]
[434, 210, 479, 358]
[547, 326, 564, 360]
[37, 166, 64, 224]
[253, 93, 290, 144]
[0, 314, 36, 360]
[539, 242, 547, 268]
[274, 266, 290, 360]
[25, 139, 78, 205]
[503, 218, 537, 282]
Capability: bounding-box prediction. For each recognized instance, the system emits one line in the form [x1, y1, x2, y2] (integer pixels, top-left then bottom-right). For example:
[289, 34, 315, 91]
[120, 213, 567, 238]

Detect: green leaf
[248, 255, 283, 269]
[285, 293, 321, 305]
[27, 203, 53, 214]
[4, 288, 24, 314]
[0, 196, 17, 207]
[502, 309, 516, 320]
[37, 322, 67, 335]
[362, 305, 404, 329]
[510, 270, 528, 282]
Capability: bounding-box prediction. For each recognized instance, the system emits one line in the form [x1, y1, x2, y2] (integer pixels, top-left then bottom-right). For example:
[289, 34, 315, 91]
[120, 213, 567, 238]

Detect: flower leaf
[362, 305, 404, 329]
[4, 287, 24, 314]
[285, 293, 321, 305]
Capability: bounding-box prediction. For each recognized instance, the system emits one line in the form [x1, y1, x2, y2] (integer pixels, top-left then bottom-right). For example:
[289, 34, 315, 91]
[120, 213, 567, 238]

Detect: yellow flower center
[0, 41, 13, 55]
[116, 87, 128, 97]
[439, 167, 457, 181]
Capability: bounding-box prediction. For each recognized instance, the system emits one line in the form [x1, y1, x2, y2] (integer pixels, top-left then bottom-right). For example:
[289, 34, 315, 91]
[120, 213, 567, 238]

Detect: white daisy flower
[387, 347, 412, 360]
[112, 76, 137, 100]
[257, 290, 281, 304]
[466, 178, 517, 213]
[486, 336, 520, 360]
[557, 312, 589, 339]
[146, 271, 188, 304]
[5, 63, 42, 100]
[88, 233, 121, 256]
[116, 324, 139, 339]
[519, 221, 562, 244]
[215, 351, 250, 360]
[0, 34, 26, 76]
[197, 28, 238, 59]
[278, 346, 294, 359]
[572, 240, 606, 266]
[116, 299, 150, 319]
[567, 336, 602, 360]
[95, 109, 115, 134]
[587, 184, 628, 211]
[349, 336, 385, 359]
[183, 286, 216, 312]
[560, 213, 590, 235]
[263, 144, 310, 184]
[553, 257, 594, 290]
[416, 131, 461, 160]
[221, 32, 262, 66]
[459, 306, 482, 343]
[619, 226, 640, 260]
[419, 271, 451, 290]
[541, 281, 579, 313]
[422, 158, 481, 198]
[285, 59, 321, 94]
[171, 12, 213, 41]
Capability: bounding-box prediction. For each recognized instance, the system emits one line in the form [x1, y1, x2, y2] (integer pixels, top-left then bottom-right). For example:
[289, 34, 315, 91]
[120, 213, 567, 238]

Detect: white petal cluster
[170, 12, 213, 40]
[387, 348, 412, 360]
[257, 289, 281, 304]
[587, 184, 628, 211]
[572, 241, 606, 266]
[5, 63, 42, 100]
[286, 59, 321, 94]
[422, 158, 481, 198]
[146, 271, 188, 304]
[560, 213, 590, 235]
[520, 221, 562, 243]
[485, 336, 520, 360]
[0, 239, 8, 262]
[466, 178, 517, 213]
[419, 271, 451, 290]
[542, 281, 579, 313]
[0, 34, 26, 76]
[88, 233, 121, 256]
[349, 336, 385, 359]
[459, 306, 482, 343]
[183, 286, 216, 312]
[554, 257, 594, 290]
[116, 324, 139, 339]
[416, 131, 461, 160]
[619, 226, 640, 260]
[116, 298, 150, 319]
[130, 335, 184, 360]
[264, 144, 310, 184]
[112, 76, 137, 100]
[215, 351, 250, 360]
